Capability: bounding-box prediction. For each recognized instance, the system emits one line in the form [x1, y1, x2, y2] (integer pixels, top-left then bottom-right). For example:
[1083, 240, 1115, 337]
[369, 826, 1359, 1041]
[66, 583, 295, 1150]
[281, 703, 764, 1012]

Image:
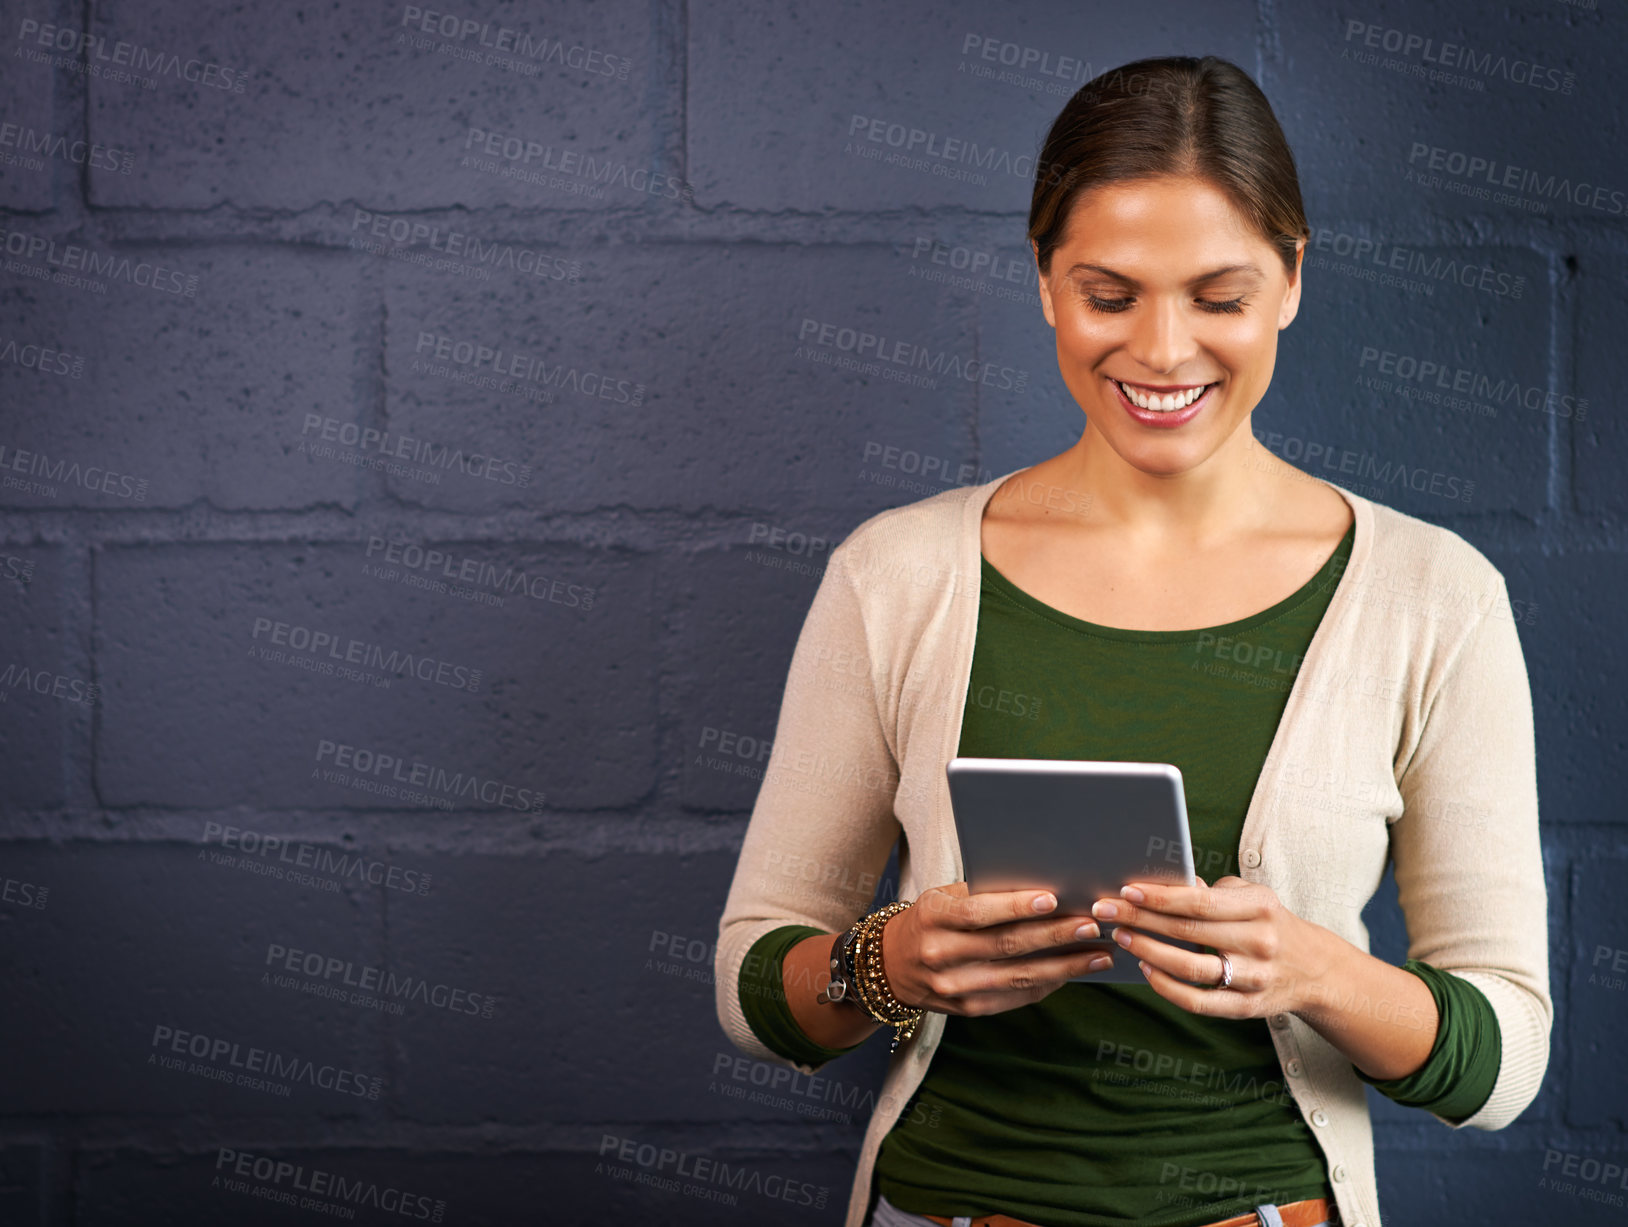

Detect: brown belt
[920, 1196, 1331, 1227]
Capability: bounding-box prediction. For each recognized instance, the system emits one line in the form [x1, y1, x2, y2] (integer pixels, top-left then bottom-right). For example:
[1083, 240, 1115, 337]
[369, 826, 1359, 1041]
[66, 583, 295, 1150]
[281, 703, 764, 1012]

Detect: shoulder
[1362, 494, 1505, 591]
[1334, 486, 1511, 628]
[828, 481, 985, 588]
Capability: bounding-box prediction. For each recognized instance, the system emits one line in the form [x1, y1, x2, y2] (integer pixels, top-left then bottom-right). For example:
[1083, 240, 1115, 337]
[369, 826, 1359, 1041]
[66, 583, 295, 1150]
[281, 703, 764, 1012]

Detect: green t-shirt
[739, 521, 1501, 1224]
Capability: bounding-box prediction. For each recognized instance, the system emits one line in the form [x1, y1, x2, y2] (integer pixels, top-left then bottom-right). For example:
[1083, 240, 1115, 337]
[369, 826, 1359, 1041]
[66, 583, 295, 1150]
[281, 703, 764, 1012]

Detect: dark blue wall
[1, 1, 1623, 1223]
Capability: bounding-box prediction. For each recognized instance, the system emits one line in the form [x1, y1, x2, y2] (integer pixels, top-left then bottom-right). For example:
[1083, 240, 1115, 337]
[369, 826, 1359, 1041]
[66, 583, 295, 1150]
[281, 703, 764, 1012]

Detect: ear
[1277, 236, 1306, 330]
[1033, 239, 1057, 329]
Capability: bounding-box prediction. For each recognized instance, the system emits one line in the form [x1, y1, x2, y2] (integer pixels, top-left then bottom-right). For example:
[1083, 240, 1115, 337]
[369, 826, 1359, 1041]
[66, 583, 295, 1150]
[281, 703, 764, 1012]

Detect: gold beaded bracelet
[844, 907, 888, 1019]
[849, 901, 925, 1052]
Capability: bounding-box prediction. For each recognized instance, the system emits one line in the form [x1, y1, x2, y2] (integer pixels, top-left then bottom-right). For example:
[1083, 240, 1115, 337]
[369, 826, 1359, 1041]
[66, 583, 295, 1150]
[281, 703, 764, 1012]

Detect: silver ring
[1215, 952, 1234, 990]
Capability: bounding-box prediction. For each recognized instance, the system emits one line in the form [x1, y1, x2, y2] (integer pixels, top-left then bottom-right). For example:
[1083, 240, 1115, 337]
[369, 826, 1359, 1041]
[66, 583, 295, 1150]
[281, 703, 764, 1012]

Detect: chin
[1105, 434, 1215, 478]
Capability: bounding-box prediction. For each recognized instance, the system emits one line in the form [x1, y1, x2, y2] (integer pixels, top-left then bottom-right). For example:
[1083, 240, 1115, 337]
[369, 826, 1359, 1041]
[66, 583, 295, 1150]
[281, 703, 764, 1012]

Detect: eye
[1081, 294, 1248, 315]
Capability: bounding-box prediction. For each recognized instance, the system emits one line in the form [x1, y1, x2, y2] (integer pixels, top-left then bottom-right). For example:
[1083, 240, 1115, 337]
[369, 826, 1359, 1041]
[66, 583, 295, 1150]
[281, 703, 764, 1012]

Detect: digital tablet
[946, 756, 1204, 984]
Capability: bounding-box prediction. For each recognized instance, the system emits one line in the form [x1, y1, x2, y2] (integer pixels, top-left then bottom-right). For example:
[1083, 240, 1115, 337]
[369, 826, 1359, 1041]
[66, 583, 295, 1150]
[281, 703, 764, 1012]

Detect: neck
[1053, 418, 1283, 545]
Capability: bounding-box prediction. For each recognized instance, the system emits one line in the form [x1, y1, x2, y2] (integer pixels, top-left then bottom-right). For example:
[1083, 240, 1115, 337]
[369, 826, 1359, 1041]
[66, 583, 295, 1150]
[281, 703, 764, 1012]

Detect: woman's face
[1034, 174, 1305, 478]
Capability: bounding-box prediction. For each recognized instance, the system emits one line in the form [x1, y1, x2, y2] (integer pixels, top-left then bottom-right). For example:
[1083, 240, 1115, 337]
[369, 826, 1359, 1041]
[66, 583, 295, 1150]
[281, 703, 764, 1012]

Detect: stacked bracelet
[846, 901, 926, 1052]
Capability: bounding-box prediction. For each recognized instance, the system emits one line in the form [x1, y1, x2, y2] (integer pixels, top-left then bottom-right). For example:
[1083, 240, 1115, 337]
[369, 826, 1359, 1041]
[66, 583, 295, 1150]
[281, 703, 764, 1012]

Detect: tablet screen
[947, 757, 1202, 984]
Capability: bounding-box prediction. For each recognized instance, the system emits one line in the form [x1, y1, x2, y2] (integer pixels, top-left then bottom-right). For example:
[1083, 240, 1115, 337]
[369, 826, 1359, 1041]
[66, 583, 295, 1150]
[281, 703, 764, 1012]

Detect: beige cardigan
[714, 470, 1551, 1227]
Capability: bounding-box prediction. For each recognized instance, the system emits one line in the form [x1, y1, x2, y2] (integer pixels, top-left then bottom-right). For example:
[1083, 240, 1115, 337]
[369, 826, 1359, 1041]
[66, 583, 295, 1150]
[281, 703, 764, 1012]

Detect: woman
[715, 55, 1549, 1227]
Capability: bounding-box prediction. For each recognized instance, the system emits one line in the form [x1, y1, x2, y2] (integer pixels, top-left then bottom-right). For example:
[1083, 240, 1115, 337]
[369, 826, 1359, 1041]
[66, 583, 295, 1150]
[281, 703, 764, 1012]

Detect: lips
[1109, 376, 1218, 428]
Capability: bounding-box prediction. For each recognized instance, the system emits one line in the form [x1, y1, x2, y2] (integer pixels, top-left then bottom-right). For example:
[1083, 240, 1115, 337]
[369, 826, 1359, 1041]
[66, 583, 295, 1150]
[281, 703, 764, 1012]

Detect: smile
[1107, 376, 1220, 429]
[1113, 379, 1216, 411]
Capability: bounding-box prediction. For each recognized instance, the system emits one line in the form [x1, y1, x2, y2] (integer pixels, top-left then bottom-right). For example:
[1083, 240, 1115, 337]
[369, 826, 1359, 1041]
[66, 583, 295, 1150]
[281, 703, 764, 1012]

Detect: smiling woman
[715, 55, 1549, 1227]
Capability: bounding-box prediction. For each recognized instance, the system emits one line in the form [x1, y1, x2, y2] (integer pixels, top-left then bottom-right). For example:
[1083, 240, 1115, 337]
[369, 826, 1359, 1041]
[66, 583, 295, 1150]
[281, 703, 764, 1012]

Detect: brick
[1568, 854, 1628, 1127]
[0, 545, 67, 809]
[689, 0, 1255, 211]
[0, 15, 60, 212]
[84, 1, 656, 211]
[1572, 250, 1627, 514]
[74, 1144, 852, 1224]
[1253, 245, 1549, 517]
[0, 247, 366, 511]
[94, 542, 654, 810]
[677, 545, 836, 811]
[381, 244, 975, 515]
[1269, 2, 1608, 229]
[1477, 545, 1628, 827]
[1375, 1139, 1628, 1225]
[0, 1143, 44, 1227]
[0, 842, 379, 1116]
[976, 312, 1090, 481]
[379, 849, 822, 1123]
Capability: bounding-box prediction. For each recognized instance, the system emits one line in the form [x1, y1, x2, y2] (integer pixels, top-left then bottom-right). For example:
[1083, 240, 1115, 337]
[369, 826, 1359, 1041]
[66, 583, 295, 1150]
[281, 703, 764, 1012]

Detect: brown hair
[1028, 56, 1310, 281]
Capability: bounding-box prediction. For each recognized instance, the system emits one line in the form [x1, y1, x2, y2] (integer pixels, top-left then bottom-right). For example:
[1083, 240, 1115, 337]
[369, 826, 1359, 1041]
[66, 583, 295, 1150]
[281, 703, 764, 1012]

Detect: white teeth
[1117, 380, 1211, 411]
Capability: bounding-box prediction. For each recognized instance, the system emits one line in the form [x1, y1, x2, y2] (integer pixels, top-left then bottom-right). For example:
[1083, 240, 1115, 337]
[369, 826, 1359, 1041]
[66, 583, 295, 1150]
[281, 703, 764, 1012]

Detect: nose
[1125, 294, 1199, 377]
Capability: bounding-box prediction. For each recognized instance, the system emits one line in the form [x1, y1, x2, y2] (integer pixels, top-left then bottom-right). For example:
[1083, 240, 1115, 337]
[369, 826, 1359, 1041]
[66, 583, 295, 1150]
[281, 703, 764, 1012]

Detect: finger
[1109, 880, 1265, 922]
[1136, 958, 1250, 1019]
[1113, 928, 1261, 992]
[916, 882, 968, 912]
[932, 945, 1116, 1002]
[1092, 885, 1262, 940]
[1095, 906, 1257, 953]
[974, 911, 1103, 960]
[946, 886, 1065, 931]
[912, 883, 970, 927]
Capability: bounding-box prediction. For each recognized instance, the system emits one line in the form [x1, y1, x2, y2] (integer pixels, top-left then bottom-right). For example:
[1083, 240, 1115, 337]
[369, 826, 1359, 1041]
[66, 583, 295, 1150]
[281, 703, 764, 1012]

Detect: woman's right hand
[881, 882, 1115, 1016]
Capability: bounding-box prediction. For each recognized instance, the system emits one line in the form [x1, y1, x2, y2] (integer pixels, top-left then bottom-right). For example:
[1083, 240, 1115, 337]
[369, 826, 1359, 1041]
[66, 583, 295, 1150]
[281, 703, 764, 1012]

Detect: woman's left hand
[1091, 876, 1336, 1019]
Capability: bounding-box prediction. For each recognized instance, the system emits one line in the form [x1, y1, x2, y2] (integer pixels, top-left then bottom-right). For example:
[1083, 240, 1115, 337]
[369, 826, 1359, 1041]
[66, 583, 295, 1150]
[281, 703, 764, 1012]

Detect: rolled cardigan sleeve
[1390, 568, 1552, 1130]
[713, 539, 905, 1073]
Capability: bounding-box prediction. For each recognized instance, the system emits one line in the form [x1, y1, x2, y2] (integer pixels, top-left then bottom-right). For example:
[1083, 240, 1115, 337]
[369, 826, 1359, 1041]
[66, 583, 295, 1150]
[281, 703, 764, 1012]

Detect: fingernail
[1088, 955, 1113, 972]
[1120, 885, 1144, 903]
[1074, 922, 1099, 940]
[1138, 960, 1152, 976]
[1114, 928, 1134, 948]
[1091, 900, 1118, 920]
[1033, 893, 1057, 913]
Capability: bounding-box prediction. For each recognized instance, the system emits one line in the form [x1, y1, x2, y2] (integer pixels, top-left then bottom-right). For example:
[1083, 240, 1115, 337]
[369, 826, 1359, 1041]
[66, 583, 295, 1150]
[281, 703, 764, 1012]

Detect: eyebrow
[1064, 261, 1265, 287]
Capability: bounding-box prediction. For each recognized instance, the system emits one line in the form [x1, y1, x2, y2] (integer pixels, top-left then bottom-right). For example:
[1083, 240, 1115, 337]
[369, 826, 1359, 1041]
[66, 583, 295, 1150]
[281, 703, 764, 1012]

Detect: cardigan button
[1332, 1163, 1347, 1183]
[1285, 1059, 1303, 1077]
[1270, 1013, 1290, 1029]
[1241, 848, 1262, 869]
[1311, 1108, 1329, 1127]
